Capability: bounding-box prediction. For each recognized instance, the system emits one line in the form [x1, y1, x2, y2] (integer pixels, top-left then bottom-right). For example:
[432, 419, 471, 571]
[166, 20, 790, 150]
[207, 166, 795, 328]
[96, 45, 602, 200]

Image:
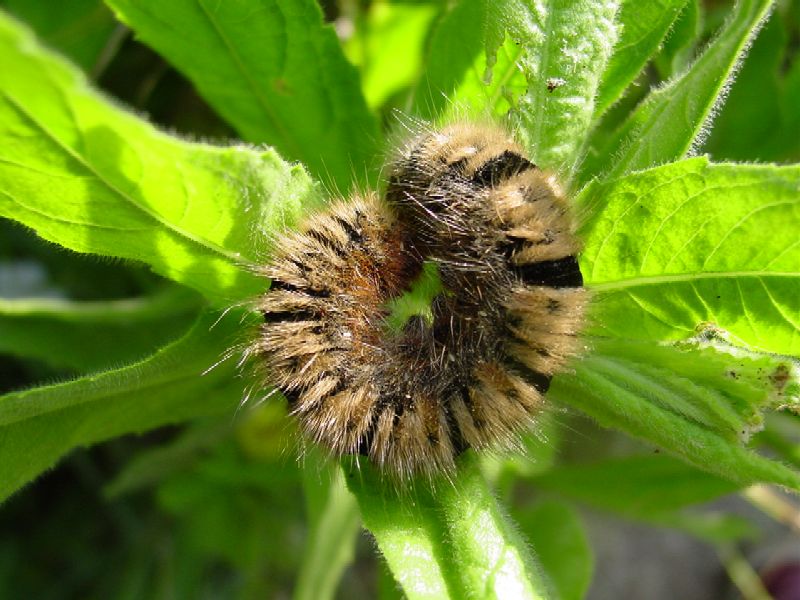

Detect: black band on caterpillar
[252, 123, 587, 481]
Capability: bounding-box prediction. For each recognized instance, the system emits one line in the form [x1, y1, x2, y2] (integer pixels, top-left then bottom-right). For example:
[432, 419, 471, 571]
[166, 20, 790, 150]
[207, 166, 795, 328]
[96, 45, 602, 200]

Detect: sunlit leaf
[580, 157, 800, 355]
[0, 11, 323, 304]
[347, 453, 553, 600]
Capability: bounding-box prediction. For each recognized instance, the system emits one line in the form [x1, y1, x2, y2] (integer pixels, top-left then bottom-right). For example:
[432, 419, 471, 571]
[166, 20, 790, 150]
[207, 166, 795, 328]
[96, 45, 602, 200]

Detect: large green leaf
[347, 453, 553, 600]
[581, 0, 774, 182]
[0, 287, 201, 371]
[0, 11, 323, 304]
[580, 157, 800, 355]
[500, 0, 620, 175]
[105, 0, 379, 191]
[0, 310, 250, 502]
[594, 0, 690, 116]
[549, 338, 800, 491]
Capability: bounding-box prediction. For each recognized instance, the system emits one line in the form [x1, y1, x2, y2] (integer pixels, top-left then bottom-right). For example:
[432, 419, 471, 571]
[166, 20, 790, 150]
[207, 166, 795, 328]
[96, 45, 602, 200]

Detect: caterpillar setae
[250, 122, 587, 481]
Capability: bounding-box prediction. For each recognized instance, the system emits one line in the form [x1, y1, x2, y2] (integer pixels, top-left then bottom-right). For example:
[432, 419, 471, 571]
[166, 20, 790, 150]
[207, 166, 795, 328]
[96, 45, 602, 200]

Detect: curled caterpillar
[251, 122, 587, 481]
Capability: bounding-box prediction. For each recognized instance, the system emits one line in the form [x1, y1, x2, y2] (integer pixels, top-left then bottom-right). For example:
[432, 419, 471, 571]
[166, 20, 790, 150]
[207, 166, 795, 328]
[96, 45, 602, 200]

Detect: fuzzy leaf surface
[550, 339, 800, 491]
[501, 0, 620, 175]
[105, 0, 379, 190]
[0, 12, 323, 304]
[0, 311, 249, 502]
[346, 454, 553, 600]
[580, 157, 800, 355]
[581, 0, 774, 182]
[594, 0, 690, 116]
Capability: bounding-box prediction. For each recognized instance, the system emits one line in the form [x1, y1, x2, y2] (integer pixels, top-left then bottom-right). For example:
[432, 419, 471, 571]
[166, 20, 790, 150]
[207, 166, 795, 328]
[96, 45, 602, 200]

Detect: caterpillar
[250, 122, 587, 481]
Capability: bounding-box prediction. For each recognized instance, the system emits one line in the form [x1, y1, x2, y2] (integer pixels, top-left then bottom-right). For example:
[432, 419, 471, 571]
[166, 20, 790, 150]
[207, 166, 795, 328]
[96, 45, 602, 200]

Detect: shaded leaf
[653, 0, 703, 79]
[0, 0, 118, 73]
[0, 287, 201, 371]
[704, 15, 792, 161]
[514, 501, 593, 600]
[104, 420, 227, 498]
[532, 455, 740, 516]
[0, 310, 250, 502]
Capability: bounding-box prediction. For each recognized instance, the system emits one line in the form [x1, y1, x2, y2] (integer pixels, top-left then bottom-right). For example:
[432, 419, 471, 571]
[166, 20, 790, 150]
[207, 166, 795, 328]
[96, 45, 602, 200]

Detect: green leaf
[346, 453, 553, 600]
[0, 11, 323, 304]
[347, 1, 439, 111]
[513, 501, 593, 600]
[0, 0, 118, 73]
[581, 0, 774, 182]
[0, 287, 201, 372]
[532, 455, 740, 516]
[580, 157, 800, 355]
[295, 451, 360, 600]
[502, 0, 620, 175]
[549, 338, 800, 491]
[594, 0, 690, 117]
[0, 310, 249, 502]
[105, 0, 379, 191]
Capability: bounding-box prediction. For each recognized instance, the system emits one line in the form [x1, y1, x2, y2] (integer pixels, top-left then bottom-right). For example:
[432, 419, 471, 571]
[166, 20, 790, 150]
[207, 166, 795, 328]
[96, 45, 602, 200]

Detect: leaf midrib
[4, 93, 254, 267]
[588, 270, 798, 291]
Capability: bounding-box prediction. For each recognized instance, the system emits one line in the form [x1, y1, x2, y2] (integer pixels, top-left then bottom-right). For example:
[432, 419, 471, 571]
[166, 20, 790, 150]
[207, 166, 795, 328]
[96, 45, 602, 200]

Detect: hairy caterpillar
[250, 123, 587, 481]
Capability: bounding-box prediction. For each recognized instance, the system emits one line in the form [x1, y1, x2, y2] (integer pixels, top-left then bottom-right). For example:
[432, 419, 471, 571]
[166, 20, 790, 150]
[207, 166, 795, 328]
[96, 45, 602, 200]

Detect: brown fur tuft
[252, 123, 587, 482]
